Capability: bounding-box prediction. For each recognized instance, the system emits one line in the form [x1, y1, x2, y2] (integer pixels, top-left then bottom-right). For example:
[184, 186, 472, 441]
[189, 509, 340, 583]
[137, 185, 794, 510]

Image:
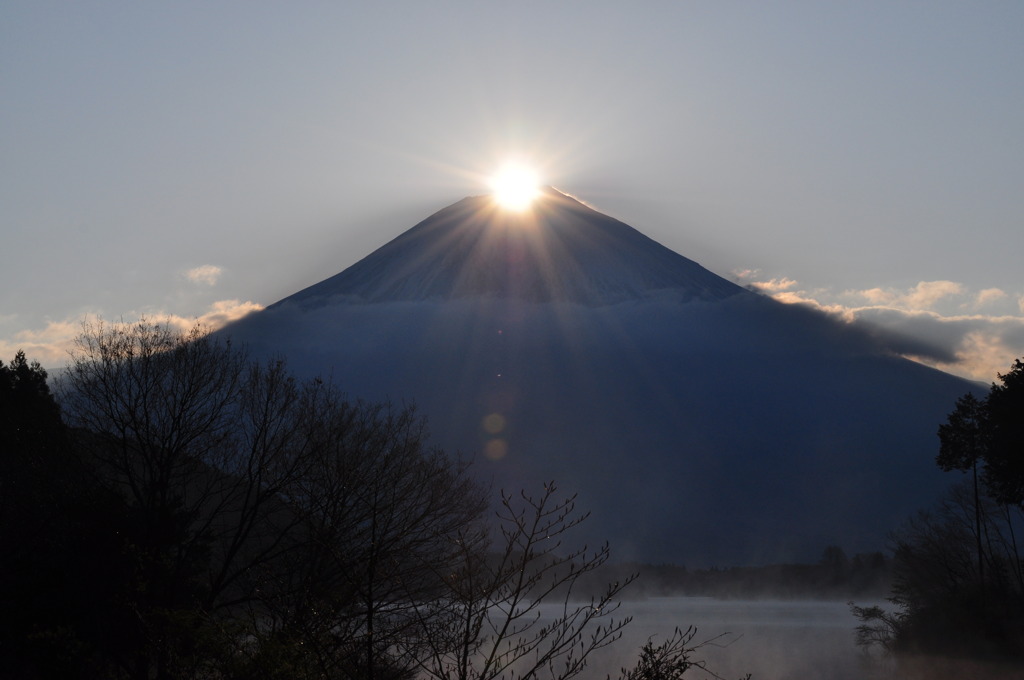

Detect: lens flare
[482, 413, 506, 434]
[484, 439, 508, 460]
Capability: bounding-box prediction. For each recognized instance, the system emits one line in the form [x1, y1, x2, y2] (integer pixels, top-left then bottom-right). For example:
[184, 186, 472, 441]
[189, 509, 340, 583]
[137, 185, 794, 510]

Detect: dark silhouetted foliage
[50, 319, 493, 679]
[854, 360, 1024, 661]
[939, 359, 1024, 508]
[983, 359, 1024, 507]
[2, 322, 724, 680]
[0, 352, 134, 677]
[854, 484, 1024, 658]
[618, 627, 751, 680]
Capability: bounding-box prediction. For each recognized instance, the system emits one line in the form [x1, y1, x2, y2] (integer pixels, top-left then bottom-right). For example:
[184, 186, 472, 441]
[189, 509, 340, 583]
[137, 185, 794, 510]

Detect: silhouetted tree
[5, 322, 726, 679]
[58, 321, 289, 678]
[854, 359, 1024, 659]
[983, 359, 1024, 507]
[55, 319, 489, 679]
[0, 352, 135, 677]
[617, 626, 751, 680]
[414, 483, 637, 680]
[0, 351, 64, 530]
[234, 398, 487, 679]
[863, 484, 1024, 657]
[0, 350, 61, 443]
[938, 358, 1024, 508]
[938, 393, 989, 584]
[936, 358, 1024, 597]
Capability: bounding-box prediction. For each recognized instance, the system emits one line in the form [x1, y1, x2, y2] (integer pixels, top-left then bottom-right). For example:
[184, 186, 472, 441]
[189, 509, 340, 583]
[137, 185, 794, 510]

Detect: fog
[537, 597, 1024, 680]
[605, 597, 877, 680]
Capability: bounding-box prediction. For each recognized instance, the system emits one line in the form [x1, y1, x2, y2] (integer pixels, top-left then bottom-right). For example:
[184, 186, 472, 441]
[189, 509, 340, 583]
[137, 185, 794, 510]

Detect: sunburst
[489, 162, 541, 211]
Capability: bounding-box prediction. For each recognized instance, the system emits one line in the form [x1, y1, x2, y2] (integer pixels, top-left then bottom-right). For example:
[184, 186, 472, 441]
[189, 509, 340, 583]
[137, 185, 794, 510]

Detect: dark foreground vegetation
[0, 321, 746, 680]
[853, 359, 1024, 663]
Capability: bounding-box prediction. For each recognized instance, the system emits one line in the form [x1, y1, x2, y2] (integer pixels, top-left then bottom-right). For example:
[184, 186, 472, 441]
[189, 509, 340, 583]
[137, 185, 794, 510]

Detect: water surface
[571, 597, 1023, 680]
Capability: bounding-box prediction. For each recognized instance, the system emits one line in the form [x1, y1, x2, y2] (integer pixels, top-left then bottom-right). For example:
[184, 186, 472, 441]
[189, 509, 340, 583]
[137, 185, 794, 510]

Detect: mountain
[220, 188, 977, 566]
[277, 187, 742, 306]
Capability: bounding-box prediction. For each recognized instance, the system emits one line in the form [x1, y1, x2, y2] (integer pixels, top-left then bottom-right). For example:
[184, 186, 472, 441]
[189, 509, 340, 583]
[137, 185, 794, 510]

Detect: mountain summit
[223, 191, 977, 566]
[279, 188, 743, 307]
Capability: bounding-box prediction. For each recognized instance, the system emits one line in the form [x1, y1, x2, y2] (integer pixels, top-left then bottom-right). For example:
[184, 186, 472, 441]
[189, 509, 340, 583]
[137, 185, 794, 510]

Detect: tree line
[853, 359, 1024, 661]
[593, 546, 891, 601]
[0, 320, 741, 680]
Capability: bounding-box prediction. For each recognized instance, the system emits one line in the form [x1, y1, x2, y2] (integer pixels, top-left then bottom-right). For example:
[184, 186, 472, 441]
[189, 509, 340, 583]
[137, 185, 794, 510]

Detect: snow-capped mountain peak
[279, 188, 744, 307]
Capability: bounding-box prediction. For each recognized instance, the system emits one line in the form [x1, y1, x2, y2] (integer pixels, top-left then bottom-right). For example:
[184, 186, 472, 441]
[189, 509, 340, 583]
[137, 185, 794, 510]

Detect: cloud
[0, 318, 83, 369]
[749, 277, 798, 293]
[851, 280, 963, 311]
[735, 269, 802, 294]
[183, 265, 223, 286]
[0, 300, 263, 369]
[191, 299, 264, 328]
[747, 276, 1024, 383]
[940, 331, 1021, 384]
[976, 288, 1007, 307]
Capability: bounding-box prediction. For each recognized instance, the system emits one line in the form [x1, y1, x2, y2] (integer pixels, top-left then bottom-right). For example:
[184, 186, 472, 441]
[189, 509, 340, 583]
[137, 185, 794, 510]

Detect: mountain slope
[279, 188, 743, 306]
[221, 189, 977, 566]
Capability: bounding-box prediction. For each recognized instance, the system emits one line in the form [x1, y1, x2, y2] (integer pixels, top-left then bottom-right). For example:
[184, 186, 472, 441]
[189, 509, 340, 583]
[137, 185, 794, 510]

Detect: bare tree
[51, 319, 722, 679]
[852, 481, 1024, 657]
[56, 319, 488, 679]
[242, 399, 488, 680]
[56, 321, 335, 677]
[618, 627, 750, 680]
[413, 482, 634, 680]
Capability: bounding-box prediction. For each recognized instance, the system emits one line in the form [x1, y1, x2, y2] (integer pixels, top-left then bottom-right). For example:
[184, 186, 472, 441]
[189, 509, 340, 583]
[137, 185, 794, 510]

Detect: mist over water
[561, 597, 864, 680]
[555, 597, 1024, 680]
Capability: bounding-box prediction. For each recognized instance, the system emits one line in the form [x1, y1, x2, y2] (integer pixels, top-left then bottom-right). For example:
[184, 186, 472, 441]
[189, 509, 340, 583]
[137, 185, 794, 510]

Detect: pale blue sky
[2, 1, 1022, 379]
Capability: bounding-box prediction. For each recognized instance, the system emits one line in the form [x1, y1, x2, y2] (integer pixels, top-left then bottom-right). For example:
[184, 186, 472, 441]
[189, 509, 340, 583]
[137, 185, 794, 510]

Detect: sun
[489, 162, 541, 211]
